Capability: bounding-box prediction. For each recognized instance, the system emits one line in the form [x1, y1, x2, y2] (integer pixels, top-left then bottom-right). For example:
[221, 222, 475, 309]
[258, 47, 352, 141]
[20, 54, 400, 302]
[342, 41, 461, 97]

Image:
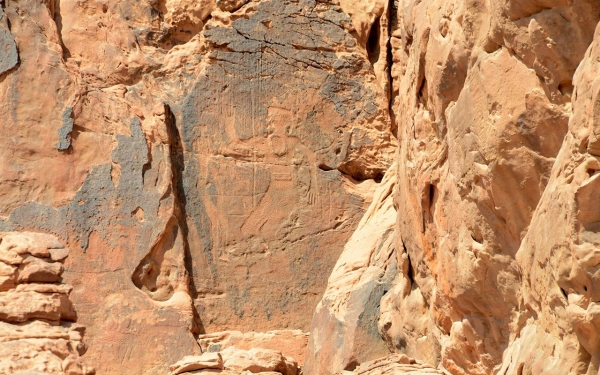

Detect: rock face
[3, 0, 600, 374]
[0, 5, 18, 76]
[308, 0, 600, 374]
[0, 232, 93, 375]
[379, 1, 600, 374]
[181, 0, 395, 332]
[497, 22, 600, 375]
[351, 354, 445, 375]
[0, 0, 392, 373]
[305, 164, 397, 373]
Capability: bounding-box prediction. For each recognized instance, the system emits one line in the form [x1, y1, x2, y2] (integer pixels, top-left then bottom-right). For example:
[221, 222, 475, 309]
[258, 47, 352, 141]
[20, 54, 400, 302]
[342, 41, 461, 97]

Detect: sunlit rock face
[308, 0, 600, 374]
[2, 0, 600, 374]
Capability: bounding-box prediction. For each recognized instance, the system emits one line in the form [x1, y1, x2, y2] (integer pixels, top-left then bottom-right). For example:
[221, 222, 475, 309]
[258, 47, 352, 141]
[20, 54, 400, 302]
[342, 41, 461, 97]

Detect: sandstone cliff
[1, 0, 600, 374]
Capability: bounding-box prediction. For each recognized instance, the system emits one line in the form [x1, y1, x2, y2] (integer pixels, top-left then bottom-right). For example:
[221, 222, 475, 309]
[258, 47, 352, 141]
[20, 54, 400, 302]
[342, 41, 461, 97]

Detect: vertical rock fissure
[403, 243, 415, 286]
[387, 0, 397, 137]
[51, 0, 71, 60]
[165, 104, 205, 336]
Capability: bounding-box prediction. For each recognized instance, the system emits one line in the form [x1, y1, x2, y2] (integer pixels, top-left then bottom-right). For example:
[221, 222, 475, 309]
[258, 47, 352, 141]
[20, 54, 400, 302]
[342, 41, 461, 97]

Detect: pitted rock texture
[381, 0, 599, 374]
[496, 22, 600, 375]
[0, 232, 93, 375]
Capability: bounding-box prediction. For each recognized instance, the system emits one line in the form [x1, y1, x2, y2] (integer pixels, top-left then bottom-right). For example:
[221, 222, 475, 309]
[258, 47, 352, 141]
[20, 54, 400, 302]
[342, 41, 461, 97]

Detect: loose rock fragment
[169, 353, 224, 374]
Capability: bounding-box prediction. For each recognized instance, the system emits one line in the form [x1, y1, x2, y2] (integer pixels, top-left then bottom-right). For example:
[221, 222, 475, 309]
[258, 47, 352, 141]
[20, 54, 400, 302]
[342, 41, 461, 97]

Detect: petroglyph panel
[182, 0, 394, 331]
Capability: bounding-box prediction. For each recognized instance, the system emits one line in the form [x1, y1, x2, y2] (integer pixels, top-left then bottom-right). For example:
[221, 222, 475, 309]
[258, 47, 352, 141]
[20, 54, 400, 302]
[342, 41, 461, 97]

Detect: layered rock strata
[0, 231, 92, 375]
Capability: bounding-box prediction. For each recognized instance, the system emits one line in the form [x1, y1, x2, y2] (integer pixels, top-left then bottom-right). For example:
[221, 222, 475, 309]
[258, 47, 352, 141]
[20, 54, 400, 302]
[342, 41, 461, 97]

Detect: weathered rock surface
[307, 0, 600, 374]
[182, 0, 395, 332]
[3, 0, 600, 373]
[380, 0, 599, 374]
[169, 346, 298, 375]
[0, 232, 93, 375]
[0, 4, 18, 76]
[170, 353, 224, 374]
[0, 0, 394, 373]
[305, 164, 397, 373]
[351, 354, 446, 375]
[198, 330, 308, 366]
[497, 22, 600, 375]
